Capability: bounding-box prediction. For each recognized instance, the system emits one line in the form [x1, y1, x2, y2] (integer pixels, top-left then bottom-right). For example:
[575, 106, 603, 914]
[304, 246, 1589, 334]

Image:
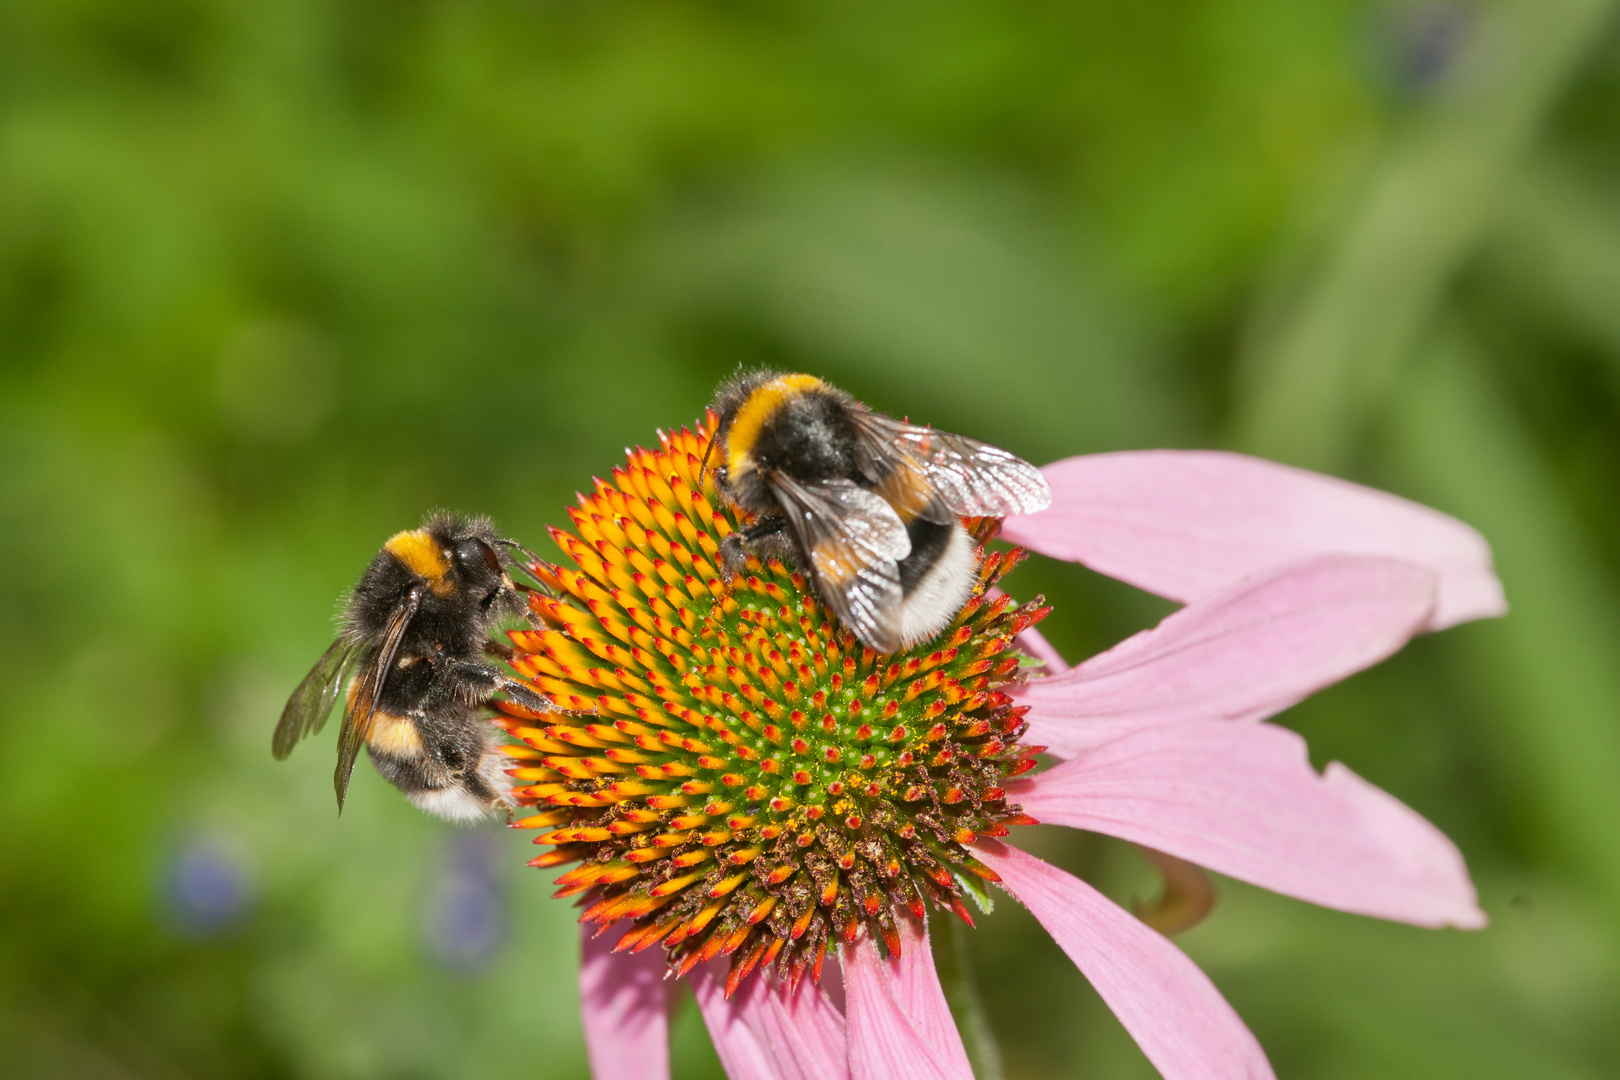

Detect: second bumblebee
[273, 513, 551, 821]
[708, 371, 1051, 654]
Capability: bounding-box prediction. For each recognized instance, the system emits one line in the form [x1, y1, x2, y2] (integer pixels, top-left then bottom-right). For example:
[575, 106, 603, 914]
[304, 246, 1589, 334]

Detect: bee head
[377, 514, 520, 636]
[424, 514, 514, 614]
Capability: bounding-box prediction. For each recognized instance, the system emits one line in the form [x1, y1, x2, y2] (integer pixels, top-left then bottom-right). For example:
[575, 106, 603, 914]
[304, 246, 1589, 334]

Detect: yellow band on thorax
[384, 528, 451, 591]
[725, 374, 824, 474]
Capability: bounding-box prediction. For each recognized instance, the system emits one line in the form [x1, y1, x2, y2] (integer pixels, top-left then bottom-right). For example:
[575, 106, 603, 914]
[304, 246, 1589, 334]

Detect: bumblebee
[708, 371, 1052, 654]
[273, 513, 551, 822]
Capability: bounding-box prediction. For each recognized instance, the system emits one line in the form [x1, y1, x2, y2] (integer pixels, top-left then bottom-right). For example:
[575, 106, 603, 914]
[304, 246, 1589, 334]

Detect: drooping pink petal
[579, 925, 673, 1080]
[1001, 450, 1504, 631]
[1012, 721, 1486, 929]
[975, 840, 1273, 1080]
[883, 915, 969, 1064]
[841, 918, 973, 1080]
[1018, 555, 1436, 758]
[693, 962, 850, 1080]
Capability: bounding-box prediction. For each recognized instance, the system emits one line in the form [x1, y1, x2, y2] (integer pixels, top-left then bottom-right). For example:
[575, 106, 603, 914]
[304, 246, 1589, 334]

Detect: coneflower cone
[498, 414, 1048, 997]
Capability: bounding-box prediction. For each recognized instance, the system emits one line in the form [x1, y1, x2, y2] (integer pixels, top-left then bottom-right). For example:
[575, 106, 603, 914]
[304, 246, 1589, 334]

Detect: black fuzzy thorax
[748, 390, 862, 482]
[713, 369, 866, 519]
[345, 514, 513, 715]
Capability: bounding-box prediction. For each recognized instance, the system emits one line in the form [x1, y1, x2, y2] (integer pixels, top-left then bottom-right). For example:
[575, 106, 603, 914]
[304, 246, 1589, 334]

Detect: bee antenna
[494, 537, 538, 561]
[495, 538, 556, 595]
[699, 430, 719, 483]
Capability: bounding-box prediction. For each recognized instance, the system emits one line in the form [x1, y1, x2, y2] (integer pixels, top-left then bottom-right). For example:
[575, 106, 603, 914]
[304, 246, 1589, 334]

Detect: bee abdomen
[366, 710, 425, 759]
[898, 522, 977, 648]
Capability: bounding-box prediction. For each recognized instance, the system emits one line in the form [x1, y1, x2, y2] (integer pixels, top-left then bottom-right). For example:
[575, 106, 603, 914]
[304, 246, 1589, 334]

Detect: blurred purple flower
[1366, 2, 1475, 96]
[422, 831, 507, 969]
[162, 833, 254, 936]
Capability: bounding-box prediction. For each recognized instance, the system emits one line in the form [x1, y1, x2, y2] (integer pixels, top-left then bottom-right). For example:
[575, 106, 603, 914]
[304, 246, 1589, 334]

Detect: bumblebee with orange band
[708, 370, 1052, 654]
[273, 513, 552, 821]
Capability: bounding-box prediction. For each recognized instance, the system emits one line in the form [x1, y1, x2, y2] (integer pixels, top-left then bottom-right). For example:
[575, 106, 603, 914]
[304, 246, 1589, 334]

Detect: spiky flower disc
[498, 414, 1048, 997]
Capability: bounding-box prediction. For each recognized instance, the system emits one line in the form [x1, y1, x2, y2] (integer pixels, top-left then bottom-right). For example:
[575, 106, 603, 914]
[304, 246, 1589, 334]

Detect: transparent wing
[768, 473, 910, 654]
[273, 638, 359, 760]
[852, 411, 1052, 522]
[335, 588, 419, 811]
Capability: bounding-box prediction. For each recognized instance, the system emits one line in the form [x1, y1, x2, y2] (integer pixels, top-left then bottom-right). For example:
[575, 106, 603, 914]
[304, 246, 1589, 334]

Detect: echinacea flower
[496, 420, 1502, 1080]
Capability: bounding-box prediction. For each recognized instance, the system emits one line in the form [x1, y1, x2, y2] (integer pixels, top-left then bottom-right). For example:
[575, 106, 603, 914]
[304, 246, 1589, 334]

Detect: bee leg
[494, 676, 553, 715]
[444, 657, 555, 716]
[494, 581, 548, 632]
[719, 535, 747, 580]
[720, 517, 792, 580]
[496, 539, 558, 597]
[718, 535, 745, 580]
[463, 745, 518, 811]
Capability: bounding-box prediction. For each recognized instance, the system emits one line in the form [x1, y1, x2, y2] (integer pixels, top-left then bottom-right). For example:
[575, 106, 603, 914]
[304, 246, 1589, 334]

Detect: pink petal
[883, 917, 968, 1061]
[693, 963, 849, 1080]
[1017, 555, 1436, 758]
[841, 919, 973, 1080]
[1012, 721, 1486, 929]
[974, 840, 1274, 1080]
[1001, 450, 1505, 631]
[580, 925, 673, 1080]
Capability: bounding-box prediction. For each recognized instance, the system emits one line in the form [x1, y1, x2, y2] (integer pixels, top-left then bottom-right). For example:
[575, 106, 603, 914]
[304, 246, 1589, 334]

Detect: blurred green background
[3, 0, 1620, 1076]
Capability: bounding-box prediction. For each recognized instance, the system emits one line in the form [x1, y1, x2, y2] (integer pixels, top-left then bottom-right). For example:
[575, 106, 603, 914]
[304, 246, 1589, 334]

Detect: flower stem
[937, 918, 1003, 1080]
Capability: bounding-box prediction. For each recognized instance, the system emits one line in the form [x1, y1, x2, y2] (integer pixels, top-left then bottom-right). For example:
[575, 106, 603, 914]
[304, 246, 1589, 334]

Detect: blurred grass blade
[1488, 158, 1620, 371]
[937, 917, 1005, 1080]
[1235, 0, 1618, 469]
[1389, 332, 1620, 918]
[1183, 879, 1616, 1080]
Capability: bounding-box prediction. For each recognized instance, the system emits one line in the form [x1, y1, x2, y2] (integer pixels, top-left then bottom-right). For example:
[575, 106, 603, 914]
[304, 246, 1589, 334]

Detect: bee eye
[454, 539, 500, 574]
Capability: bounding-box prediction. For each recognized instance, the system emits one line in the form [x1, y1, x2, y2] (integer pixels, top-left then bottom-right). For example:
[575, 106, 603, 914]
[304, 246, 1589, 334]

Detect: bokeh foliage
[2, 0, 1619, 1077]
